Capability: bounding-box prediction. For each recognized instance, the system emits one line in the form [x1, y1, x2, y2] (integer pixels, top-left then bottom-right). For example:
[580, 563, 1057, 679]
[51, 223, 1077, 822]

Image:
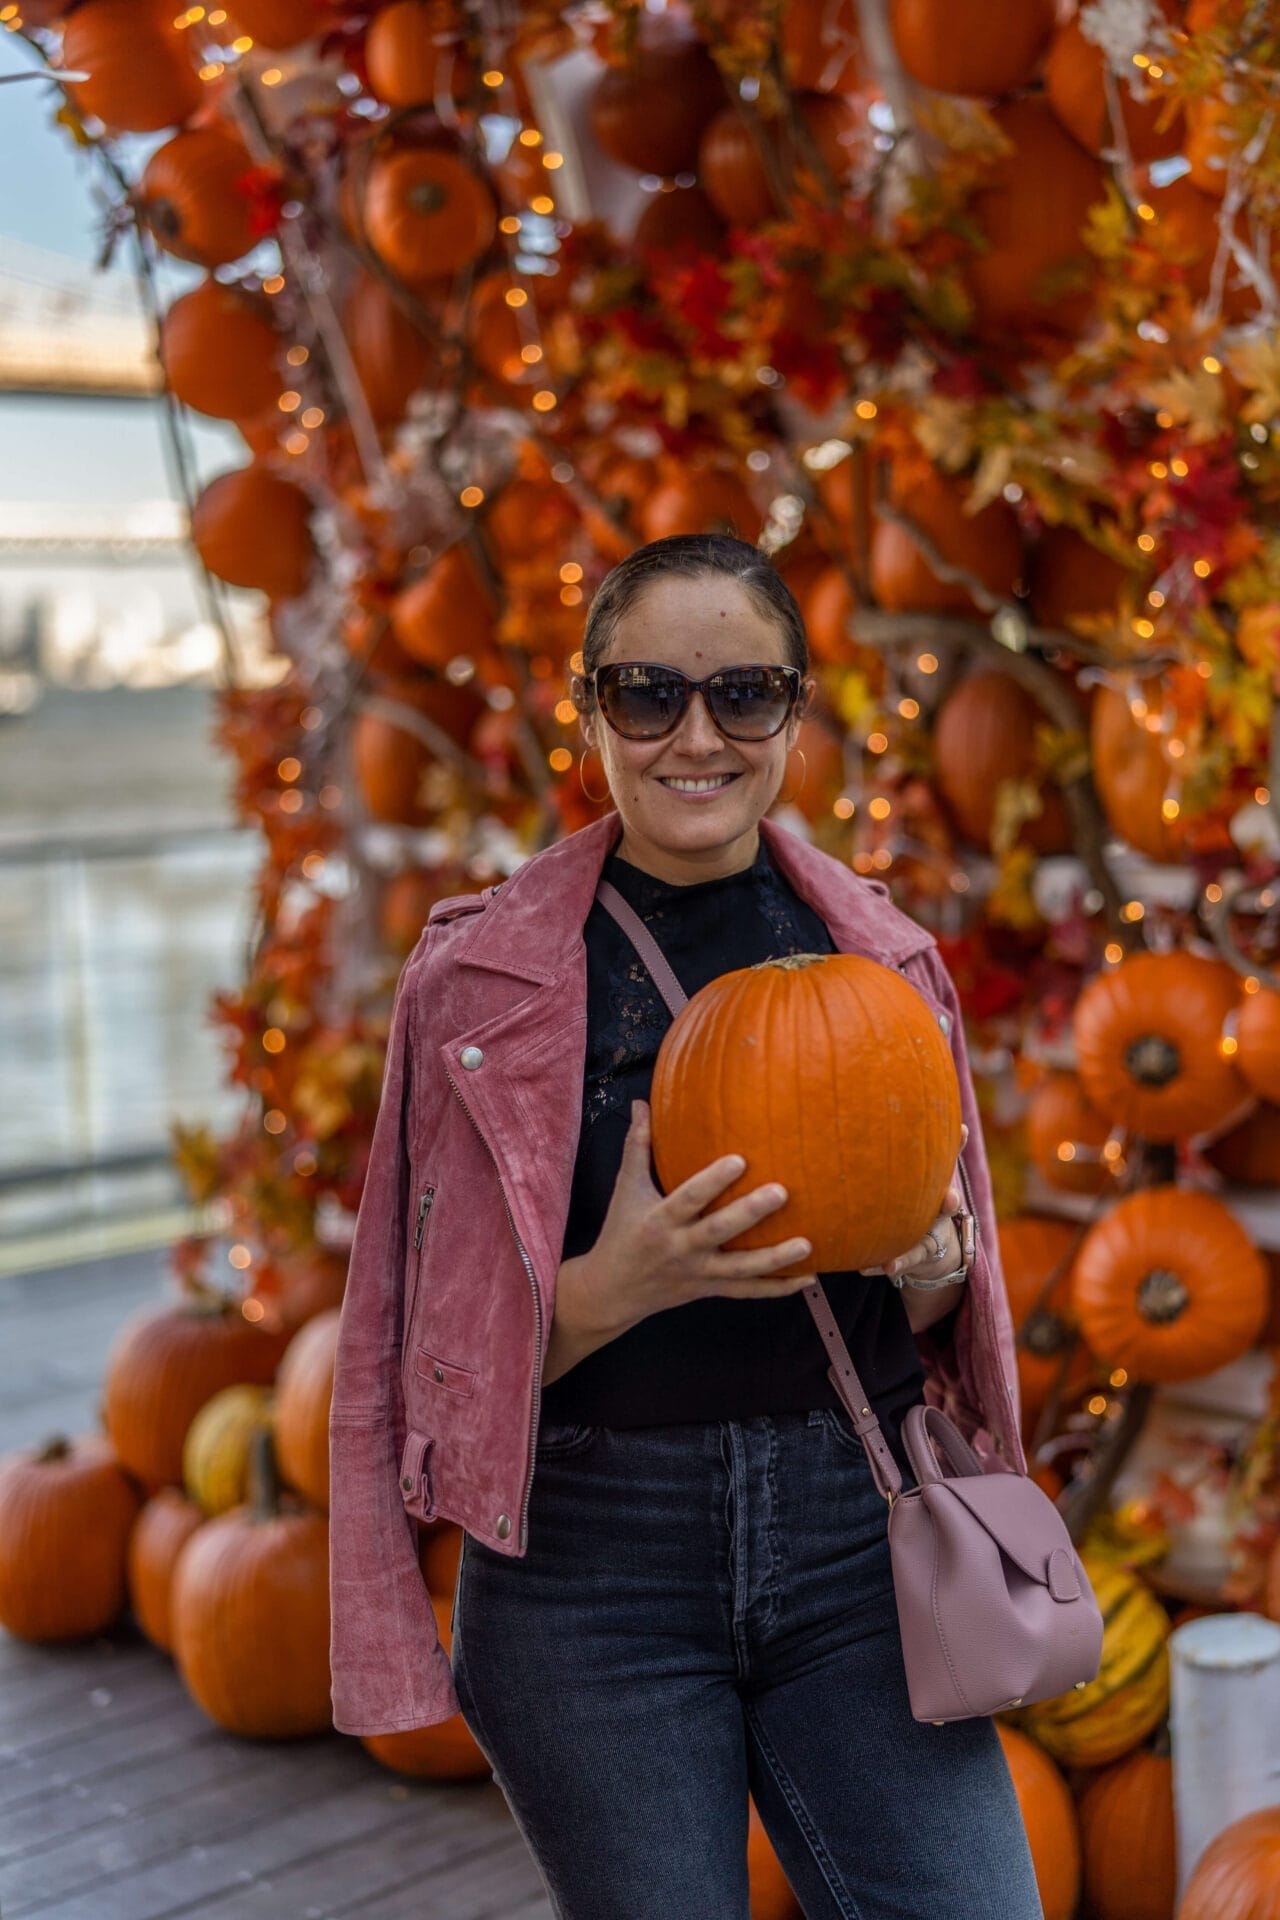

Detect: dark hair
[576, 535, 809, 700]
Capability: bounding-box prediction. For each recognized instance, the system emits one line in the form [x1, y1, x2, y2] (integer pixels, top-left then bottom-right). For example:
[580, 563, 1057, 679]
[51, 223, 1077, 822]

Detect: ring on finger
[923, 1227, 947, 1260]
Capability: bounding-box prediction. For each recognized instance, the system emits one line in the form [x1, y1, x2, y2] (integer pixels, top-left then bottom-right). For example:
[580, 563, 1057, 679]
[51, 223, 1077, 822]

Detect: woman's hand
[547, 1098, 818, 1375]
[862, 1125, 972, 1332]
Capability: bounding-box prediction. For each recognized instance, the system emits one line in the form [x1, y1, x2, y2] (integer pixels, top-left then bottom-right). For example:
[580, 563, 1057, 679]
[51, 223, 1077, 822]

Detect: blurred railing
[0, 824, 257, 1240]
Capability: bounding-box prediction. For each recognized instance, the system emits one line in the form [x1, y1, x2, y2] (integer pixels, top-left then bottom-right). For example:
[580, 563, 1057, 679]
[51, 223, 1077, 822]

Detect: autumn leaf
[1143, 366, 1227, 442]
[1226, 334, 1280, 425]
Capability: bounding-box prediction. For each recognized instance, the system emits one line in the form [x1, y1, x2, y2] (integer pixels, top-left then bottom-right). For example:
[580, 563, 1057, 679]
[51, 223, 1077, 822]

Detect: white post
[1169, 1612, 1280, 1902]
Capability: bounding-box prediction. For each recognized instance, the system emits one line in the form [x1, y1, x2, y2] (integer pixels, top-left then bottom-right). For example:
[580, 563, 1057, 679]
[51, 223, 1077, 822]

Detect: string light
[277, 756, 301, 780]
[300, 406, 324, 429]
[301, 706, 323, 729]
[232, 34, 253, 52]
[483, 68, 504, 87]
[1170, 457, 1188, 477]
[869, 796, 891, 820]
[1161, 796, 1180, 819]
[1120, 899, 1145, 922]
[549, 746, 573, 772]
[278, 391, 301, 412]
[871, 848, 893, 870]
[1088, 1394, 1109, 1417]
[542, 152, 565, 170]
[1167, 737, 1185, 757]
[1149, 461, 1168, 479]
[554, 698, 577, 724]
[285, 344, 309, 367]
[261, 67, 284, 85]
[319, 784, 343, 809]
[559, 562, 583, 583]
[499, 216, 522, 235]
[1137, 532, 1156, 551]
[294, 1149, 318, 1175]
[833, 796, 855, 819]
[1202, 355, 1222, 374]
[520, 344, 543, 364]
[855, 399, 878, 420]
[1056, 1142, 1077, 1162]
[530, 194, 555, 215]
[532, 389, 557, 411]
[1205, 882, 1224, 903]
[916, 653, 938, 673]
[560, 585, 583, 606]
[1245, 975, 1261, 993]
[1104, 942, 1124, 963]
[866, 731, 888, 754]
[229, 1243, 252, 1269]
[505, 287, 529, 308]
[460, 485, 485, 508]
[1132, 618, 1155, 639]
[1192, 558, 1212, 578]
[198, 61, 225, 79]
[1109, 1368, 1128, 1388]
[898, 697, 920, 719]
[284, 431, 309, 455]
[280, 788, 303, 813]
[264, 1110, 287, 1134]
[1136, 202, 1155, 221]
[263, 1027, 287, 1053]
[301, 851, 325, 878]
[263, 274, 285, 294]
[1257, 785, 1272, 805]
[1148, 590, 1164, 607]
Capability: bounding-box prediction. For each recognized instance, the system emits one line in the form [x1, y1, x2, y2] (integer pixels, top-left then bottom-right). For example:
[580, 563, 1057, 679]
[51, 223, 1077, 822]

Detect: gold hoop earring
[579, 749, 610, 805]
[780, 746, 807, 808]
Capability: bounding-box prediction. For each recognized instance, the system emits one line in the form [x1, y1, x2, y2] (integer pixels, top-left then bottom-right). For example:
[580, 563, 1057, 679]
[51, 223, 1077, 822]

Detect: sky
[0, 31, 237, 506]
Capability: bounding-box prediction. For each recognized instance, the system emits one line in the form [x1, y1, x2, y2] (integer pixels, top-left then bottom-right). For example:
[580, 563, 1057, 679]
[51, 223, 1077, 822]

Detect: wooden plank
[4, 1737, 363, 1912]
[0, 1630, 162, 1727]
[169, 1788, 515, 1920]
[0, 1657, 184, 1761]
[12, 1774, 444, 1920]
[0, 1689, 214, 1813]
[353, 1833, 553, 1920]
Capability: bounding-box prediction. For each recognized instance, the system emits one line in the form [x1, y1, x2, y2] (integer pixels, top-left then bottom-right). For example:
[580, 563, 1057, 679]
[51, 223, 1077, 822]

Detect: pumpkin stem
[1124, 1034, 1181, 1089]
[1020, 1309, 1071, 1360]
[751, 952, 831, 972]
[142, 197, 181, 243]
[1137, 1267, 1190, 1325]
[37, 1434, 72, 1464]
[247, 1422, 281, 1522]
[406, 182, 448, 215]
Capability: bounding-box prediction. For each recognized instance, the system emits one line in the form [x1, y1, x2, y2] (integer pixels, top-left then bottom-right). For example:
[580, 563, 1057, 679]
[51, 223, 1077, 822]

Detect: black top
[542, 828, 932, 1475]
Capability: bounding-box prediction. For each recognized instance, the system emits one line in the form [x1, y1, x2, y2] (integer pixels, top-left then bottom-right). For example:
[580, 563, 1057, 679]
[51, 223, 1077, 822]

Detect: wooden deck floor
[0, 1250, 554, 1920]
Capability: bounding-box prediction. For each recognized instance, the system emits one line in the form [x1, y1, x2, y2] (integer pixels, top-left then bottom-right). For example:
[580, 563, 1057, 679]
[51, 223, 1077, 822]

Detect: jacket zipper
[413, 1187, 436, 1250]
[444, 1068, 543, 1551]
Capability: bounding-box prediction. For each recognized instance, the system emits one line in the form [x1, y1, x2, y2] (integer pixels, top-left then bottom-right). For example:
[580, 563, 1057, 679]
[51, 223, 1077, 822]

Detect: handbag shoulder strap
[594, 876, 904, 1502]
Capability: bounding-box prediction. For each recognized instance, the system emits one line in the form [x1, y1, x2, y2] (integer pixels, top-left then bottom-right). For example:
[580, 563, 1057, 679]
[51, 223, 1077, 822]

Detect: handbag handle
[902, 1403, 983, 1487]
[594, 875, 906, 1503]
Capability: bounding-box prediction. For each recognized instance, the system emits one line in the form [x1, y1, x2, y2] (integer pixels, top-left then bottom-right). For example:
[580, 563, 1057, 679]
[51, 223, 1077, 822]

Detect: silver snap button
[937, 1011, 951, 1036]
[433, 1365, 444, 1383]
[495, 1513, 512, 1539]
[460, 1045, 484, 1069]
[401, 1476, 412, 1491]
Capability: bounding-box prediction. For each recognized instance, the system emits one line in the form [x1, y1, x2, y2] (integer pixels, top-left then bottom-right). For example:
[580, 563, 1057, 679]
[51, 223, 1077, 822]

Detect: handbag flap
[926, 1472, 1083, 1595]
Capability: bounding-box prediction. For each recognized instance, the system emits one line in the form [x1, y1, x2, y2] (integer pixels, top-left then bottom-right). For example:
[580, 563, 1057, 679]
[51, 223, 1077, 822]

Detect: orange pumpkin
[102, 1287, 290, 1491]
[191, 465, 314, 600]
[365, 0, 470, 105]
[1026, 1069, 1114, 1196]
[588, 12, 724, 176]
[965, 98, 1106, 336]
[640, 465, 763, 543]
[1071, 1186, 1269, 1384]
[1044, 10, 1183, 163]
[870, 472, 1022, 617]
[64, 0, 204, 134]
[382, 869, 447, 954]
[171, 1427, 331, 1737]
[1028, 526, 1134, 636]
[1178, 1804, 1280, 1920]
[782, 0, 864, 95]
[631, 184, 727, 255]
[363, 148, 497, 283]
[0, 1434, 142, 1642]
[137, 125, 258, 268]
[391, 546, 495, 668]
[889, 0, 1056, 97]
[225, 0, 331, 47]
[747, 1798, 802, 1919]
[995, 1724, 1081, 1920]
[484, 476, 580, 567]
[1077, 1742, 1176, 1920]
[342, 272, 439, 426]
[1236, 988, 1280, 1105]
[1090, 680, 1235, 866]
[698, 92, 860, 227]
[1134, 166, 1276, 323]
[932, 669, 1072, 856]
[159, 278, 282, 422]
[126, 1486, 206, 1652]
[650, 953, 961, 1275]
[360, 1592, 490, 1777]
[273, 1308, 338, 1512]
[352, 677, 485, 824]
[800, 567, 860, 667]
[1205, 1100, 1280, 1188]
[250, 1249, 349, 1332]
[999, 1215, 1096, 1445]
[1072, 950, 1246, 1143]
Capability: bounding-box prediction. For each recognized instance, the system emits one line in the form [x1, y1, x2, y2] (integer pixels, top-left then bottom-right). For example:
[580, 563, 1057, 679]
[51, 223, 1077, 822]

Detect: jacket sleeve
[328, 932, 462, 1734]
[906, 944, 1027, 1476]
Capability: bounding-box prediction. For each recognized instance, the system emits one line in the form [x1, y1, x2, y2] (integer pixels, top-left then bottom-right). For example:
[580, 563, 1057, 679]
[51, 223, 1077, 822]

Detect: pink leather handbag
[596, 877, 1104, 1724]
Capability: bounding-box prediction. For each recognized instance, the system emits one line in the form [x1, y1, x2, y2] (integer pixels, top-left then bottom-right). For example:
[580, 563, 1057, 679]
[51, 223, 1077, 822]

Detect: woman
[328, 535, 1041, 1919]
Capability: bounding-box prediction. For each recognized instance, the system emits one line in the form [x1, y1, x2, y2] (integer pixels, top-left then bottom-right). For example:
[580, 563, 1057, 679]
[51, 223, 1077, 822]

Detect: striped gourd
[182, 1385, 275, 1517]
[1021, 1559, 1170, 1767]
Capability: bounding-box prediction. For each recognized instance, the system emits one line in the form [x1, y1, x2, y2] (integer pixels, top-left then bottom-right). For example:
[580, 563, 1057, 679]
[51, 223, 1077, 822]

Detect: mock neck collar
[603, 832, 772, 908]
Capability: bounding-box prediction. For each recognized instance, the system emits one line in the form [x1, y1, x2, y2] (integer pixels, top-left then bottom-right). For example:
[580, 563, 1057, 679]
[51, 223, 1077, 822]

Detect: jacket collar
[452, 811, 936, 983]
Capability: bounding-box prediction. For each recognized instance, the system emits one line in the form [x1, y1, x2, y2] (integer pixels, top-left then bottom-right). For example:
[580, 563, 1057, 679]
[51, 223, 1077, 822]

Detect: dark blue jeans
[450, 1407, 1043, 1920]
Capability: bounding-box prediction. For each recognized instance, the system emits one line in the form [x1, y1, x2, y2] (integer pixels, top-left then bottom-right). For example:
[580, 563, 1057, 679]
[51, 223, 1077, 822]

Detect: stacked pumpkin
[0, 1282, 485, 1778]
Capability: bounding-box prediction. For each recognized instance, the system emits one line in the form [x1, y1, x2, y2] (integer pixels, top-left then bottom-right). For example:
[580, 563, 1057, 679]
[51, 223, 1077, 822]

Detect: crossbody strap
[595, 876, 904, 1502]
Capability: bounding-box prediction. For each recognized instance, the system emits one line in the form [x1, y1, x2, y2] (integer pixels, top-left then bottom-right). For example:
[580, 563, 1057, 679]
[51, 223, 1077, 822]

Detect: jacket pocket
[415, 1347, 477, 1396]
[398, 1427, 436, 1520]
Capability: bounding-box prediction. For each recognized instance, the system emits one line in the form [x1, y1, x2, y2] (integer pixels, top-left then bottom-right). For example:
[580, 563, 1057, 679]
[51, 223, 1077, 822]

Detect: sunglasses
[580, 661, 804, 742]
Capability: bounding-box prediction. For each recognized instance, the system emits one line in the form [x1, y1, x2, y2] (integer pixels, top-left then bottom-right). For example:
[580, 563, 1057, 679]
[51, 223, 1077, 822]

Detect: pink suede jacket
[327, 808, 1026, 1735]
